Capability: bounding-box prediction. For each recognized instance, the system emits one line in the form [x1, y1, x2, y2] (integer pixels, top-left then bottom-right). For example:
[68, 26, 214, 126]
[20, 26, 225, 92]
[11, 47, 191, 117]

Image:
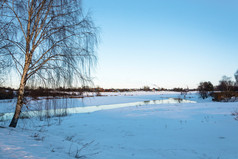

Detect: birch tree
[0, 0, 98, 127]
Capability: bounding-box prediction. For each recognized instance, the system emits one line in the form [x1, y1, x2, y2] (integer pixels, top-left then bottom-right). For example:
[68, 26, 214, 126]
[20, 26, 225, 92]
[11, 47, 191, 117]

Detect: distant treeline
[0, 87, 15, 99]
[0, 86, 197, 100]
[1, 82, 238, 100]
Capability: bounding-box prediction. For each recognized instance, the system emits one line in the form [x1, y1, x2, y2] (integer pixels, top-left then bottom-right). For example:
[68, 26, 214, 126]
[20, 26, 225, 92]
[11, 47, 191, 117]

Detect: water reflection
[142, 98, 194, 105]
[0, 98, 196, 121]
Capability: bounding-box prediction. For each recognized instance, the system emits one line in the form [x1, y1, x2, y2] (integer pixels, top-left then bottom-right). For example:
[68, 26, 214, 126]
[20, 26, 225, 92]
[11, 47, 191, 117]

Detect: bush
[215, 76, 236, 100]
[217, 76, 234, 92]
[198, 81, 214, 99]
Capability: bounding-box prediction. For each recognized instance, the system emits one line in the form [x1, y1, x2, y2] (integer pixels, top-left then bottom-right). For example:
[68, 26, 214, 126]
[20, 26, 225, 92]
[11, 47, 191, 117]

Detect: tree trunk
[9, 54, 30, 127]
[9, 79, 26, 127]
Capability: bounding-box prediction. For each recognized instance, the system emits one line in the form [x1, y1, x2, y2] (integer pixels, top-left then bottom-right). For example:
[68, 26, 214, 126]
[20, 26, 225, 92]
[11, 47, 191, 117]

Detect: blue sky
[84, 0, 238, 89]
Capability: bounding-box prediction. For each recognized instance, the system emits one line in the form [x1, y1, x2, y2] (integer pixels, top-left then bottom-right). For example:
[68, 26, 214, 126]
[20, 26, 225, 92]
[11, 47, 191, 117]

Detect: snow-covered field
[0, 91, 238, 159]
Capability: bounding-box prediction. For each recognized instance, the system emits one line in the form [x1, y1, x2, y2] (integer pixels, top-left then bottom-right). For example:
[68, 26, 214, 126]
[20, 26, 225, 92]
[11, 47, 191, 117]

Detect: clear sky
[84, 0, 238, 89]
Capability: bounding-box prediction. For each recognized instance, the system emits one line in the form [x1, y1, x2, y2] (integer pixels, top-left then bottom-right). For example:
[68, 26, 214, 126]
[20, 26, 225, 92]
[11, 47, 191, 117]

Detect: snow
[0, 91, 238, 159]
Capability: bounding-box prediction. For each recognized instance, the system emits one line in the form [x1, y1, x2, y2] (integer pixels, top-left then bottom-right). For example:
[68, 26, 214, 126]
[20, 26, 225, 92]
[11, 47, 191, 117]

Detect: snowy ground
[0, 91, 238, 159]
